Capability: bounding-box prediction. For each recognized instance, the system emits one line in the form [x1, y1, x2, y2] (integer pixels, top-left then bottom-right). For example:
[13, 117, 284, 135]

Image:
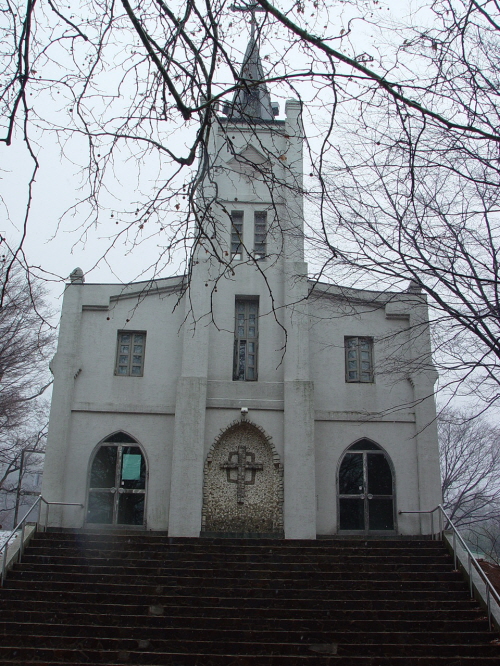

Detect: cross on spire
[230, 2, 265, 41]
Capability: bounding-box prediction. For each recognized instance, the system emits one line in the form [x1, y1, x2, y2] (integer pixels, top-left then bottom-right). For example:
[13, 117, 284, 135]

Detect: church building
[42, 33, 442, 539]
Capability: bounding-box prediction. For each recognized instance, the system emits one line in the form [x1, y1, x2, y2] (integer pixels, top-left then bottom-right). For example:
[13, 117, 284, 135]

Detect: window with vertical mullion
[233, 299, 258, 381]
[254, 211, 267, 260]
[345, 336, 373, 383]
[116, 332, 146, 377]
[231, 211, 244, 260]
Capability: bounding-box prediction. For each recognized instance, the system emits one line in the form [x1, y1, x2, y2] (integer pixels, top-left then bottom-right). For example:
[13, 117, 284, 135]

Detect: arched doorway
[86, 432, 147, 527]
[338, 439, 396, 533]
[202, 420, 283, 535]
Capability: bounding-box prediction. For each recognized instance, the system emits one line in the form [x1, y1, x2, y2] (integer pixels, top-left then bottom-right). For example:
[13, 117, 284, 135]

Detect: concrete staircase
[0, 531, 499, 664]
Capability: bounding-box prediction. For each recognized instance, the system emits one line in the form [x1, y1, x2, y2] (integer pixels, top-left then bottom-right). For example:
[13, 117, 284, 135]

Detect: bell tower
[167, 11, 316, 538]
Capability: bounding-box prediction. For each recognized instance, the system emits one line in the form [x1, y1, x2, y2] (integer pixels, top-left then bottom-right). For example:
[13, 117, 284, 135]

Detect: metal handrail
[399, 504, 500, 631]
[0, 496, 83, 585]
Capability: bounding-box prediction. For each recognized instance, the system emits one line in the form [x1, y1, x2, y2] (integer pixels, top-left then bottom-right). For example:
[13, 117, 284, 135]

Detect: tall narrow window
[233, 299, 259, 381]
[231, 210, 244, 260]
[254, 211, 267, 259]
[345, 337, 374, 382]
[115, 332, 146, 376]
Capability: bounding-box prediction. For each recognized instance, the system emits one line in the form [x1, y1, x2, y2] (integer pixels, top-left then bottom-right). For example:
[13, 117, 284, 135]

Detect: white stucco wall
[43, 276, 440, 535]
[43, 278, 185, 529]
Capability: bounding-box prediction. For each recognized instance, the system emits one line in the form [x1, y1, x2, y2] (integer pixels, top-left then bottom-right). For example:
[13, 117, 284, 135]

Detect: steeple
[226, 37, 276, 121]
[223, 3, 278, 121]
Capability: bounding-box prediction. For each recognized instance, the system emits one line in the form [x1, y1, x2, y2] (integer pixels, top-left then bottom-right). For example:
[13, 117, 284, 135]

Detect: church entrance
[338, 439, 396, 533]
[86, 433, 147, 527]
[202, 421, 283, 535]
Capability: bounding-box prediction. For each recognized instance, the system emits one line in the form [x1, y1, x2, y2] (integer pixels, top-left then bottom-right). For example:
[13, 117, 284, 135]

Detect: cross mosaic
[220, 444, 263, 503]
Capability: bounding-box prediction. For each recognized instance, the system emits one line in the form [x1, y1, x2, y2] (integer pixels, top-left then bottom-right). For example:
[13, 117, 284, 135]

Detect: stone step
[0, 586, 473, 605]
[7, 569, 464, 586]
[0, 606, 490, 632]
[34, 533, 446, 548]
[15, 552, 452, 571]
[4, 577, 471, 594]
[14, 560, 455, 574]
[0, 649, 499, 665]
[26, 541, 450, 556]
[25, 555, 451, 568]
[0, 629, 497, 649]
[24, 545, 451, 561]
[28, 534, 448, 547]
[0, 606, 485, 623]
[0, 593, 478, 614]
[0, 645, 499, 665]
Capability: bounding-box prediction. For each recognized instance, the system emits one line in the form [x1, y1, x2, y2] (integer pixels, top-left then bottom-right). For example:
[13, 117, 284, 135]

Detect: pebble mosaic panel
[202, 419, 283, 534]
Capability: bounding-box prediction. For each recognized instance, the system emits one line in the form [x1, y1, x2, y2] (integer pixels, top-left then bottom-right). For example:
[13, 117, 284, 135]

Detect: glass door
[87, 436, 146, 526]
[338, 440, 395, 532]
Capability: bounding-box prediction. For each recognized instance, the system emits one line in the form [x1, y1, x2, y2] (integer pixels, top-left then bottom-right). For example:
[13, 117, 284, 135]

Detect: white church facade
[42, 36, 442, 539]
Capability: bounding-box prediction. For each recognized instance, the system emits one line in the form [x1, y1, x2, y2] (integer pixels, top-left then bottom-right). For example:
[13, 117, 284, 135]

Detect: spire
[224, 4, 278, 121]
[227, 37, 276, 121]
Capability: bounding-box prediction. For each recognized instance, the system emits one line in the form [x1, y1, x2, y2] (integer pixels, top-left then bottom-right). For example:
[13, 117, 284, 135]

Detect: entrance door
[338, 439, 395, 532]
[87, 433, 146, 526]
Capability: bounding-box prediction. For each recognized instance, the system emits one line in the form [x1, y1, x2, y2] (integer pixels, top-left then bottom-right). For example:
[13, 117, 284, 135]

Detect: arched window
[86, 432, 147, 527]
[338, 439, 395, 532]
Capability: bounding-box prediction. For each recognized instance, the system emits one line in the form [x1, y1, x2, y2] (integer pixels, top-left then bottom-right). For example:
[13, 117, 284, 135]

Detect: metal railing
[1, 496, 83, 586]
[399, 504, 500, 631]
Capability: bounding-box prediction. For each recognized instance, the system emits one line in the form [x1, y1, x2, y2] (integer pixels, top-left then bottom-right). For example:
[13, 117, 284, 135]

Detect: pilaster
[407, 293, 442, 533]
[283, 261, 316, 539]
[168, 262, 210, 537]
[42, 283, 85, 525]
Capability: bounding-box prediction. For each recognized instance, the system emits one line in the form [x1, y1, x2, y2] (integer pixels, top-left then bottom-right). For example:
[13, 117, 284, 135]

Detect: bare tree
[467, 520, 500, 564]
[2, 0, 500, 407]
[313, 1, 500, 405]
[0, 421, 46, 529]
[0, 263, 54, 431]
[439, 408, 500, 528]
[0, 260, 54, 528]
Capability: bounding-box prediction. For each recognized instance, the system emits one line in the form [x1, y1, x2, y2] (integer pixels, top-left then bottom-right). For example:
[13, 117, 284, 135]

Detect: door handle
[367, 494, 373, 499]
[359, 494, 366, 500]
[109, 487, 116, 494]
